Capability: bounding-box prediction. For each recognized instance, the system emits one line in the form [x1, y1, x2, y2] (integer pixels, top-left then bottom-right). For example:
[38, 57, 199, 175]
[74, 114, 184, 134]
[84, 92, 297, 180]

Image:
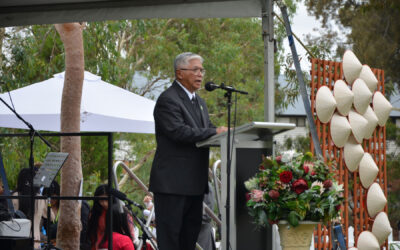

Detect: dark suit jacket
[149, 81, 216, 196]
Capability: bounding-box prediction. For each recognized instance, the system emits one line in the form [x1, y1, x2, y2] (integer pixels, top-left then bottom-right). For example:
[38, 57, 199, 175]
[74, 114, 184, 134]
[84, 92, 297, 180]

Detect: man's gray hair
[174, 52, 203, 73]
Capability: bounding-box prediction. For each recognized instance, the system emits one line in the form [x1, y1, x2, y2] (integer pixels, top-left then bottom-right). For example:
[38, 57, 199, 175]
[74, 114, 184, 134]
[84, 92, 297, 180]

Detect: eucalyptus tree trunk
[0, 28, 5, 67]
[54, 23, 84, 250]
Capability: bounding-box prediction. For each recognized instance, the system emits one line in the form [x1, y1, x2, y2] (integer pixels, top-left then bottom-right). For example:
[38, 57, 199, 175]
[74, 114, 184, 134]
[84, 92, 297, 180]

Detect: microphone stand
[220, 83, 247, 250]
[123, 200, 158, 250]
[0, 96, 54, 249]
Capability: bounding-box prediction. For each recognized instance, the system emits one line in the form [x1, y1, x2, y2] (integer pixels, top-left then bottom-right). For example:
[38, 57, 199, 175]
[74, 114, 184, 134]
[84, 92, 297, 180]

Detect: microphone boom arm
[219, 83, 248, 95]
[205, 82, 248, 95]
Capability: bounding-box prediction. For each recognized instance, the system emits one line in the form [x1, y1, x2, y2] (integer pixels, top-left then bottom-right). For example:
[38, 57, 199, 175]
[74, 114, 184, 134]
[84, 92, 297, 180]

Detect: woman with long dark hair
[98, 203, 135, 250]
[87, 184, 135, 250]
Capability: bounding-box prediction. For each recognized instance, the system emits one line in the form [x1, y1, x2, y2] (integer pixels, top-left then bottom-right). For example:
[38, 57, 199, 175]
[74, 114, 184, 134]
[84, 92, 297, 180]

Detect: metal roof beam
[0, 0, 262, 27]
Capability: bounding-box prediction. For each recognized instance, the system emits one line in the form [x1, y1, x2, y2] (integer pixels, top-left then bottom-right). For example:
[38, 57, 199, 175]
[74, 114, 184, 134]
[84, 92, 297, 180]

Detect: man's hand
[216, 126, 228, 134]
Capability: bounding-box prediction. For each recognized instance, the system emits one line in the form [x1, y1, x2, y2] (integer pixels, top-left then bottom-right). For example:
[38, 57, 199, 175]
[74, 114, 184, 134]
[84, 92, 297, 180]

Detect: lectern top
[197, 121, 295, 147]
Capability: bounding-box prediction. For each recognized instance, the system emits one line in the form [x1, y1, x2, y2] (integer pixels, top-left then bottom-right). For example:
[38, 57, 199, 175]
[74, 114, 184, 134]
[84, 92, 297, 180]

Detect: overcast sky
[281, 3, 322, 72]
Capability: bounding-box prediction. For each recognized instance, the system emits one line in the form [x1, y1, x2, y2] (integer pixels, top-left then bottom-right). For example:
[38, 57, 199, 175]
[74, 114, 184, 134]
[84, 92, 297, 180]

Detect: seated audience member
[42, 181, 91, 249]
[87, 184, 135, 250]
[0, 179, 9, 210]
[43, 181, 60, 244]
[98, 203, 135, 250]
[12, 167, 54, 250]
[80, 199, 91, 250]
[143, 195, 156, 237]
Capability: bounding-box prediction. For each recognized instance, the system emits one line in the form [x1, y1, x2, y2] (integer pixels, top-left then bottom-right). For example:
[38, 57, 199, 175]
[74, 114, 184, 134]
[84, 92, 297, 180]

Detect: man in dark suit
[149, 52, 227, 250]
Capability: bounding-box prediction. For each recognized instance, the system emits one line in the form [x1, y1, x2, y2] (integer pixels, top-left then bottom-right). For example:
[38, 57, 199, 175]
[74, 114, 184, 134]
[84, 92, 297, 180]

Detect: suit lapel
[172, 81, 203, 127]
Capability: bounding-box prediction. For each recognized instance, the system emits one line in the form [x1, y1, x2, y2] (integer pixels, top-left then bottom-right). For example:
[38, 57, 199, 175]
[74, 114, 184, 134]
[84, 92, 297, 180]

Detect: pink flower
[275, 155, 282, 164]
[251, 189, 264, 202]
[292, 179, 309, 194]
[303, 161, 314, 173]
[279, 171, 293, 184]
[323, 180, 332, 189]
[276, 180, 285, 190]
[268, 190, 280, 200]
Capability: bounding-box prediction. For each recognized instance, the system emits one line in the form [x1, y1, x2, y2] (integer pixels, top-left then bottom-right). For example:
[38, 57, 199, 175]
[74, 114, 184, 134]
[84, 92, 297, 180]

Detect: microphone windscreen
[205, 81, 217, 91]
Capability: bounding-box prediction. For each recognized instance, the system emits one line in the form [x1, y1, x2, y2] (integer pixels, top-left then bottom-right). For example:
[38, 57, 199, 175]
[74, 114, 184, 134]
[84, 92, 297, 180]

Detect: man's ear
[175, 70, 183, 81]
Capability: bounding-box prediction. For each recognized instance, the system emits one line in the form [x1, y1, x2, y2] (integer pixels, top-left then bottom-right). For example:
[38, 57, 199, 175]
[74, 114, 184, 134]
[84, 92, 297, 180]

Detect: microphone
[205, 81, 219, 91]
[109, 188, 144, 209]
[205, 81, 248, 95]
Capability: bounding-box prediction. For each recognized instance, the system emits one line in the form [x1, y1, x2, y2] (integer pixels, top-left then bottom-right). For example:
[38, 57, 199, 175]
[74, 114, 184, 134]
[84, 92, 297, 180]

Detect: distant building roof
[276, 75, 306, 117]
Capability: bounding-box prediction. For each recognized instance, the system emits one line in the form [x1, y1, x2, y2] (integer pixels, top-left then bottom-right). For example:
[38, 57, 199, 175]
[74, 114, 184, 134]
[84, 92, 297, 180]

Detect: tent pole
[262, 0, 275, 122]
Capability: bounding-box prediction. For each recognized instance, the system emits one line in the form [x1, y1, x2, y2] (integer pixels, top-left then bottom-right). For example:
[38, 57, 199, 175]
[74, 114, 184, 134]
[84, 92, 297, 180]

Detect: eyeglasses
[179, 68, 206, 74]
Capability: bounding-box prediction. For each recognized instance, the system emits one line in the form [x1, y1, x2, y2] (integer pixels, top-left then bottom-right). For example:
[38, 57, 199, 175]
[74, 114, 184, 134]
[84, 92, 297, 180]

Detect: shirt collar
[176, 80, 196, 100]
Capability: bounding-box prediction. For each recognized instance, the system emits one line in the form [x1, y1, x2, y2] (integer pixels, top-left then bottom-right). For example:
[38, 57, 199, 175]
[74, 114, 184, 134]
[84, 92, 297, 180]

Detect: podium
[197, 121, 295, 250]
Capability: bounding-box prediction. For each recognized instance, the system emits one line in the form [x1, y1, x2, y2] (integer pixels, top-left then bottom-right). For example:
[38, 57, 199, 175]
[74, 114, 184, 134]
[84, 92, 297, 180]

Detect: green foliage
[245, 152, 344, 227]
[81, 136, 109, 181]
[277, 135, 311, 154]
[1, 26, 64, 89]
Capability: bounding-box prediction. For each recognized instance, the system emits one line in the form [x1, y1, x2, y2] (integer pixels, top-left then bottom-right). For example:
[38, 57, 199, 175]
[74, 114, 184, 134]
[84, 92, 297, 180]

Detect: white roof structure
[0, 0, 264, 27]
[0, 71, 155, 134]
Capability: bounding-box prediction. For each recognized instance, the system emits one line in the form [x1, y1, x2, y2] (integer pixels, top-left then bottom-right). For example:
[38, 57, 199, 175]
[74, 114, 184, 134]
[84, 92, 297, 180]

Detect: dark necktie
[191, 96, 202, 124]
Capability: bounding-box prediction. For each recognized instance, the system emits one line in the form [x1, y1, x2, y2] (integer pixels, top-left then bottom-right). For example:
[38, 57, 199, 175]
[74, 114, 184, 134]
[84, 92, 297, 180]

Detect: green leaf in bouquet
[288, 211, 300, 227]
[263, 157, 274, 168]
[286, 200, 298, 210]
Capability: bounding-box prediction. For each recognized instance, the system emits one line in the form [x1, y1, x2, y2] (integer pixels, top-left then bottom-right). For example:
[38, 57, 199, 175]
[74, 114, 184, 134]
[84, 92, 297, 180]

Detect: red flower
[335, 204, 341, 211]
[303, 165, 309, 174]
[292, 179, 308, 194]
[311, 171, 316, 176]
[303, 161, 314, 172]
[279, 171, 293, 183]
[268, 190, 280, 200]
[323, 180, 332, 189]
[275, 155, 282, 164]
[259, 164, 265, 170]
[268, 219, 279, 225]
[245, 192, 251, 202]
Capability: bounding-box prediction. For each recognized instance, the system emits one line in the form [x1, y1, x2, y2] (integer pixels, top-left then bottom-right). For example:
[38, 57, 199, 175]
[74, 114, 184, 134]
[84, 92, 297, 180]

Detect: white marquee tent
[0, 71, 155, 134]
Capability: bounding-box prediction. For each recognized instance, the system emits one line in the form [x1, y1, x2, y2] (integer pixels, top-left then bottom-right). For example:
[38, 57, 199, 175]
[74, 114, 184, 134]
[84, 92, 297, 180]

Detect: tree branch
[118, 149, 155, 189]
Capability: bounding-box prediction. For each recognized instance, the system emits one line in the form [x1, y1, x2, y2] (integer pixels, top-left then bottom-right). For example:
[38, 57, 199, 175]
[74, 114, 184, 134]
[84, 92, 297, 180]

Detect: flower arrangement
[245, 152, 344, 227]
